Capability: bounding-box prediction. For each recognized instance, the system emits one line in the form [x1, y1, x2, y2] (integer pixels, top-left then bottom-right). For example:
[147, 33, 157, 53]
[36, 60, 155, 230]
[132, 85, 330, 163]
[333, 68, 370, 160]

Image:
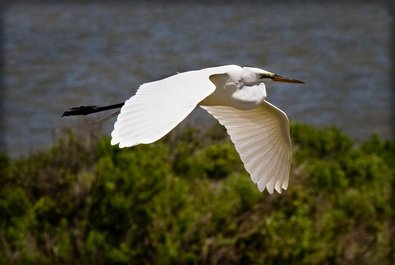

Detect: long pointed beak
[272, 74, 304, 84]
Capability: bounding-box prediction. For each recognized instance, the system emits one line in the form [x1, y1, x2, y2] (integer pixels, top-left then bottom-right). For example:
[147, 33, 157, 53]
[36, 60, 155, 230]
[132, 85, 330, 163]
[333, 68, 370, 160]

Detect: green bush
[0, 123, 393, 264]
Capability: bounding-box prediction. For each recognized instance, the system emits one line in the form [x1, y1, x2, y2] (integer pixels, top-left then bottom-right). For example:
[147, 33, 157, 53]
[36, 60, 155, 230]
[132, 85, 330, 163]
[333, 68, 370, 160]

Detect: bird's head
[243, 67, 304, 84]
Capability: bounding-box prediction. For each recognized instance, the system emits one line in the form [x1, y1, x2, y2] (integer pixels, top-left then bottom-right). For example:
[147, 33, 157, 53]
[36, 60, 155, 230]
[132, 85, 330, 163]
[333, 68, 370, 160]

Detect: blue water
[3, 3, 393, 156]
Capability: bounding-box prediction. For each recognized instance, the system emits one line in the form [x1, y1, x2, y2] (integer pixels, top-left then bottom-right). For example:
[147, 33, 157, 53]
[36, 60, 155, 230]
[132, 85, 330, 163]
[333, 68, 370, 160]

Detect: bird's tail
[62, 103, 124, 117]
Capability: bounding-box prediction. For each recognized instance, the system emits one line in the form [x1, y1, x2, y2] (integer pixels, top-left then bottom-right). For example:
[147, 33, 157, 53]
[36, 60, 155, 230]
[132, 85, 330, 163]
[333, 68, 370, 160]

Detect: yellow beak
[272, 74, 305, 84]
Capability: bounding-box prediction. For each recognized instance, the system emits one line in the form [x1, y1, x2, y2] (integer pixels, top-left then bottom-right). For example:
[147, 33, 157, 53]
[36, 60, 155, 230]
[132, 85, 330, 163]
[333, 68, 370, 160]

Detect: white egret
[63, 65, 304, 193]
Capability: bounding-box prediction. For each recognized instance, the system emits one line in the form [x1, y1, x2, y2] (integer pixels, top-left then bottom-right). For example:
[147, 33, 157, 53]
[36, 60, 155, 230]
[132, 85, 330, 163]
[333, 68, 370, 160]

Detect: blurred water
[3, 3, 393, 157]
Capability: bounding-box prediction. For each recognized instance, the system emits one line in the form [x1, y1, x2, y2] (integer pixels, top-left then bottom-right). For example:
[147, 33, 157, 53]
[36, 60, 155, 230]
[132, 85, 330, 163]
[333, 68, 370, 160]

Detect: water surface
[3, 3, 393, 156]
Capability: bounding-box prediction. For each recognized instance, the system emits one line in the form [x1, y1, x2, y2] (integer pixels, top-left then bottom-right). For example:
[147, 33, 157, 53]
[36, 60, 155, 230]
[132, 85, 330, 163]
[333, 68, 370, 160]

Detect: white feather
[111, 69, 227, 147]
[108, 65, 300, 194]
[201, 100, 292, 193]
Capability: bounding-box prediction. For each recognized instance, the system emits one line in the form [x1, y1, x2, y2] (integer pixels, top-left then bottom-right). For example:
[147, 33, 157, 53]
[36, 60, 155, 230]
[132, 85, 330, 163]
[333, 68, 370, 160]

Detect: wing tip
[256, 177, 289, 194]
[110, 134, 136, 148]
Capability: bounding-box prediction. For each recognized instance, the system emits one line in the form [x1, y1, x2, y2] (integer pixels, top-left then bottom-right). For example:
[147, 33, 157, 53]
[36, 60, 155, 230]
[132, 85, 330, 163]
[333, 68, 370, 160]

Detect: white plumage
[111, 65, 303, 193]
[201, 102, 291, 193]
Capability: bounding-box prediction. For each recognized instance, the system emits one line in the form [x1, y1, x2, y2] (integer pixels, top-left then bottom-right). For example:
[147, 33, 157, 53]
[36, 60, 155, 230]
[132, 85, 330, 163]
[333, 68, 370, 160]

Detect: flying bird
[62, 65, 304, 193]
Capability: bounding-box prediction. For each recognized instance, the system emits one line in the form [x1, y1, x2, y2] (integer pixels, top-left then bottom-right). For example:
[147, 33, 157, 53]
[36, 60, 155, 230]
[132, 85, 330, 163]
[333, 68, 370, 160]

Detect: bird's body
[199, 65, 267, 110]
[63, 65, 304, 194]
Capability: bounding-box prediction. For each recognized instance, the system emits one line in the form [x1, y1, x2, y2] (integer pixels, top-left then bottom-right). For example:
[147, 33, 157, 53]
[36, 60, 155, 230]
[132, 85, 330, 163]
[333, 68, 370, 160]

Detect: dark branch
[62, 103, 125, 117]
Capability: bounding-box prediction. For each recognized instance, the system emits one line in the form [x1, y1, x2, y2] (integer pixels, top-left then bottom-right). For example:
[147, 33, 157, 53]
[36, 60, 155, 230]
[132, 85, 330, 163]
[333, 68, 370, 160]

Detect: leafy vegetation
[0, 123, 394, 265]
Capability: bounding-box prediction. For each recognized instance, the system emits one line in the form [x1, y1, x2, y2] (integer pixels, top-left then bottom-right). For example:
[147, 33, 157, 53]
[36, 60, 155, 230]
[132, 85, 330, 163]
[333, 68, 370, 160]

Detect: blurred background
[1, 2, 394, 265]
[2, 2, 393, 157]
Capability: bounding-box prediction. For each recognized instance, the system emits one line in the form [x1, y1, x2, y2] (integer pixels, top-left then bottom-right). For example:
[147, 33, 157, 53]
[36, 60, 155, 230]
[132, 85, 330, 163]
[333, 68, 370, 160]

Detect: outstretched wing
[201, 101, 292, 194]
[111, 70, 225, 147]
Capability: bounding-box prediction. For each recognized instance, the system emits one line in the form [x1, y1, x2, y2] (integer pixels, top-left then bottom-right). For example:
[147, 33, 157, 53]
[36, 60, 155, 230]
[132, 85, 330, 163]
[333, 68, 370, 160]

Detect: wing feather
[201, 100, 292, 193]
[111, 70, 226, 147]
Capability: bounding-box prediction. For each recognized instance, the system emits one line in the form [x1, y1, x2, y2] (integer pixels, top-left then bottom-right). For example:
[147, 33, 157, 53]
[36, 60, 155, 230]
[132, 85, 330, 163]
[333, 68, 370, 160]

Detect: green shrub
[0, 124, 393, 265]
